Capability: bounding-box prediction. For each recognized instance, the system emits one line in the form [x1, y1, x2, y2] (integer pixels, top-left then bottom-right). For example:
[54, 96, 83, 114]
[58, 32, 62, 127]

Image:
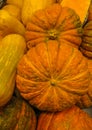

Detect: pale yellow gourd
[0, 10, 25, 38]
[0, 34, 26, 107]
[2, 4, 21, 21]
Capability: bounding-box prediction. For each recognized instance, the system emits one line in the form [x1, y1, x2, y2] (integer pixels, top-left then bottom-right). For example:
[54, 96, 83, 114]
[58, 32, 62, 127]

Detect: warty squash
[25, 4, 82, 49]
[37, 105, 92, 130]
[21, 0, 56, 26]
[0, 34, 26, 107]
[0, 96, 37, 130]
[16, 40, 90, 112]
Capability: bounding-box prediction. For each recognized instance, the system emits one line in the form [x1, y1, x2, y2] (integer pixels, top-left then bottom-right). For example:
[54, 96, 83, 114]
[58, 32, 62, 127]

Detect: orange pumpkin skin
[16, 40, 90, 112]
[80, 21, 92, 58]
[76, 59, 92, 108]
[0, 96, 37, 130]
[25, 4, 82, 49]
[37, 106, 92, 130]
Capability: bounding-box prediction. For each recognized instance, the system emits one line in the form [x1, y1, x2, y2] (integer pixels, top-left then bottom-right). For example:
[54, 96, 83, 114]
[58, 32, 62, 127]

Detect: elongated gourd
[21, 0, 56, 26]
[0, 34, 26, 107]
[0, 10, 25, 39]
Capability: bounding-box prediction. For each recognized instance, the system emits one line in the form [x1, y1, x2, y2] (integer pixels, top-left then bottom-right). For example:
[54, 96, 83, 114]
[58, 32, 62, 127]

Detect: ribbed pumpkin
[37, 105, 92, 130]
[80, 21, 92, 58]
[0, 96, 37, 130]
[25, 4, 82, 49]
[16, 40, 90, 112]
[76, 59, 92, 108]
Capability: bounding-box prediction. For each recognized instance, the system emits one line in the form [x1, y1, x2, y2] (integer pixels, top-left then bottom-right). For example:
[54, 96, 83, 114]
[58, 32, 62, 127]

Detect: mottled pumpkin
[80, 21, 92, 58]
[76, 59, 92, 108]
[16, 40, 90, 112]
[37, 105, 92, 130]
[25, 4, 82, 49]
[0, 96, 37, 130]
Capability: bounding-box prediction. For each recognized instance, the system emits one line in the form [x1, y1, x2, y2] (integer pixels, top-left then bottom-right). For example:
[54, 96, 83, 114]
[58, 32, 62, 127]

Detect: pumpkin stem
[48, 29, 59, 40]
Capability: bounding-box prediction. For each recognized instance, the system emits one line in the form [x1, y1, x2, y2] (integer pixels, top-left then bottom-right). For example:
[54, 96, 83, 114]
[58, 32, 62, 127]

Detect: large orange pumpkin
[25, 4, 82, 49]
[16, 40, 90, 112]
[76, 59, 92, 108]
[37, 105, 92, 130]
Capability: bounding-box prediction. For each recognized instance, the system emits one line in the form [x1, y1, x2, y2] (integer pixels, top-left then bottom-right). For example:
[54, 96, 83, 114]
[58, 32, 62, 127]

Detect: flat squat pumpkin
[25, 4, 82, 49]
[16, 40, 90, 112]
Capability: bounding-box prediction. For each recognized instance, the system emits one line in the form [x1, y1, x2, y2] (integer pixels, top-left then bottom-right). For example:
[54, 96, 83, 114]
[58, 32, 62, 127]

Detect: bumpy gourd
[0, 34, 26, 107]
[25, 4, 82, 49]
[16, 40, 90, 112]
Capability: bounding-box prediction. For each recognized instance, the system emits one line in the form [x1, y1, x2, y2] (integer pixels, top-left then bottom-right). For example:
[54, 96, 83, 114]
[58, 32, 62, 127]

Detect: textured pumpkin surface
[37, 105, 92, 130]
[6, 0, 24, 8]
[16, 40, 90, 112]
[25, 3, 82, 49]
[80, 21, 92, 58]
[76, 59, 92, 108]
[59, 0, 91, 24]
[0, 96, 37, 130]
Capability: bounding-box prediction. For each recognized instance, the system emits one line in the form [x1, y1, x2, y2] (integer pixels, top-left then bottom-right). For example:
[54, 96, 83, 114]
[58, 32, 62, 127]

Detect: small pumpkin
[76, 59, 92, 108]
[21, 0, 56, 26]
[0, 96, 37, 130]
[58, 0, 91, 24]
[80, 21, 92, 58]
[37, 105, 92, 130]
[16, 40, 90, 112]
[25, 3, 82, 49]
[0, 34, 26, 107]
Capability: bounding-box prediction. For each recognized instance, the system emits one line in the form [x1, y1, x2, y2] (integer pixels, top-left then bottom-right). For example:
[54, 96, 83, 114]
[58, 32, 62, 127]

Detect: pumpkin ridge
[24, 56, 49, 80]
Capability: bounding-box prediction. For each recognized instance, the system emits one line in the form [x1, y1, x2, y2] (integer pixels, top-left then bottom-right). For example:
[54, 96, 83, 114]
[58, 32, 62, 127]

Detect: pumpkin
[58, 0, 91, 24]
[2, 4, 21, 21]
[16, 40, 90, 112]
[80, 21, 92, 58]
[37, 105, 92, 130]
[76, 59, 92, 108]
[21, 0, 56, 26]
[0, 34, 26, 107]
[0, 10, 25, 39]
[0, 96, 37, 130]
[25, 4, 82, 49]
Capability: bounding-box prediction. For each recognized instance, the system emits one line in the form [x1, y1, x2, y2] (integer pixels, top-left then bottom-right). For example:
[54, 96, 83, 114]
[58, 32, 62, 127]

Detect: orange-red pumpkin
[16, 40, 90, 112]
[37, 105, 92, 130]
[80, 21, 92, 58]
[25, 4, 82, 49]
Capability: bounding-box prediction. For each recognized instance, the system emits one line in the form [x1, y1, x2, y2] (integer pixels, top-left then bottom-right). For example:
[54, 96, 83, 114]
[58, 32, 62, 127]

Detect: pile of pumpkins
[0, 0, 92, 129]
